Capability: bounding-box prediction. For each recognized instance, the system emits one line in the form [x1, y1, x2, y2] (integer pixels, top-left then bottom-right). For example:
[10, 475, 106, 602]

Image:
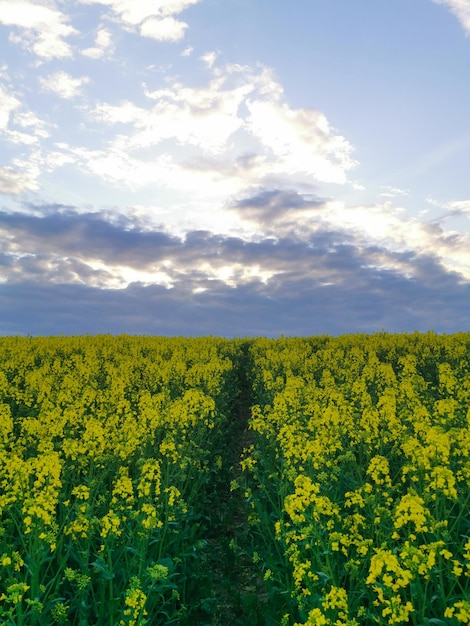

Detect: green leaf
[90, 559, 114, 580]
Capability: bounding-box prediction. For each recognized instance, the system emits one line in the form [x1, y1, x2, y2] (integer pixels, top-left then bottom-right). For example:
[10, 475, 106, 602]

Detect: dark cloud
[0, 205, 469, 336]
[0, 207, 338, 279]
[232, 188, 326, 226]
[0, 209, 181, 269]
[0, 258, 469, 337]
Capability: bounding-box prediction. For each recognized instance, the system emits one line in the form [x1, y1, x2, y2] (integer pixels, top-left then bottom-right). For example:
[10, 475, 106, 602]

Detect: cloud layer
[0, 203, 469, 336]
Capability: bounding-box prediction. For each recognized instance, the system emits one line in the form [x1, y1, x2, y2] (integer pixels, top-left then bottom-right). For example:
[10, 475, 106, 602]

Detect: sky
[0, 0, 470, 337]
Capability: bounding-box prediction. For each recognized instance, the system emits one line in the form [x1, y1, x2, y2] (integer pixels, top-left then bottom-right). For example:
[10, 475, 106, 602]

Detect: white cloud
[379, 186, 409, 198]
[0, 1, 77, 59]
[245, 100, 356, 184]
[351, 182, 365, 191]
[13, 111, 49, 138]
[199, 51, 217, 68]
[442, 199, 470, 214]
[39, 71, 90, 99]
[426, 198, 470, 217]
[93, 100, 142, 124]
[0, 83, 50, 146]
[0, 84, 20, 129]
[56, 144, 171, 188]
[34, 62, 358, 236]
[96, 74, 251, 153]
[317, 199, 470, 279]
[86, 62, 356, 192]
[81, 47, 102, 59]
[322, 202, 414, 246]
[78, 0, 201, 41]
[81, 27, 113, 59]
[4, 130, 38, 145]
[233, 192, 463, 280]
[433, 0, 470, 32]
[0, 162, 39, 194]
[96, 27, 112, 48]
[140, 16, 188, 41]
[44, 150, 77, 170]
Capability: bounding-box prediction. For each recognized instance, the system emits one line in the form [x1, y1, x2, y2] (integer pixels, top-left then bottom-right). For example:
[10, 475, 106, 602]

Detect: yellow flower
[295, 607, 328, 625]
[137, 458, 161, 500]
[111, 467, 135, 507]
[71, 485, 90, 500]
[119, 577, 147, 626]
[447, 600, 470, 624]
[381, 595, 414, 624]
[453, 560, 464, 577]
[366, 549, 413, 591]
[3, 582, 30, 605]
[100, 510, 122, 538]
[426, 465, 458, 500]
[393, 492, 430, 533]
[322, 586, 349, 612]
[367, 455, 392, 487]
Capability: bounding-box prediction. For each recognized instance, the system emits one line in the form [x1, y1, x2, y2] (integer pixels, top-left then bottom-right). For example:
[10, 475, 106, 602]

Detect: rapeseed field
[0, 332, 469, 624]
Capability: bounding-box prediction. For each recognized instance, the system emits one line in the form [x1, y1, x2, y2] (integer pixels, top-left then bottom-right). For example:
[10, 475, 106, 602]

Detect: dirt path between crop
[197, 358, 269, 625]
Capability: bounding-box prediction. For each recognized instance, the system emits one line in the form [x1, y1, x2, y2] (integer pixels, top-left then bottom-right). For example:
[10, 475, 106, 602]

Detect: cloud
[433, 0, 470, 32]
[233, 189, 326, 227]
[0, 166, 39, 194]
[0, 83, 51, 192]
[319, 201, 470, 279]
[13, 110, 49, 139]
[81, 27, 113, 59]
[0, 203, 468, 286]
[131, 68, 255, 152]
[379, 186, 409, 198]
[62, 61, 356, 202]
[78, 0, 201, 42]
[0, 246, 469, 337]
[0, 1, 77, 59]
[39, 71, 90, 99]
[140, 15, 188, 41]
[199, 51, 217, 68]
[0, 84, 21, 129]
[0, 204, 469, 336]
[0, 84, 50, 145]
[245, 100, 356, 184]
[442, 199, 470, 215]
[0, 209, 180, 274]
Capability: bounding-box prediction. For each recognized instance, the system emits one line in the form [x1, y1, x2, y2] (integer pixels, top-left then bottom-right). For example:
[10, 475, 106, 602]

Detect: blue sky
[0, 0, 469, 336]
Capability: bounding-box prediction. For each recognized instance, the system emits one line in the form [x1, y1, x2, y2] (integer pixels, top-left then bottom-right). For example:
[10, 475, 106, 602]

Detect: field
[0, 332, 469, 624]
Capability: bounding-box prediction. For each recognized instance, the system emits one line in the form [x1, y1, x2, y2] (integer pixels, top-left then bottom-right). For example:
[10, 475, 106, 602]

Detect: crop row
[239, 332, 470, 625]
[0, 335, 245, 625]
